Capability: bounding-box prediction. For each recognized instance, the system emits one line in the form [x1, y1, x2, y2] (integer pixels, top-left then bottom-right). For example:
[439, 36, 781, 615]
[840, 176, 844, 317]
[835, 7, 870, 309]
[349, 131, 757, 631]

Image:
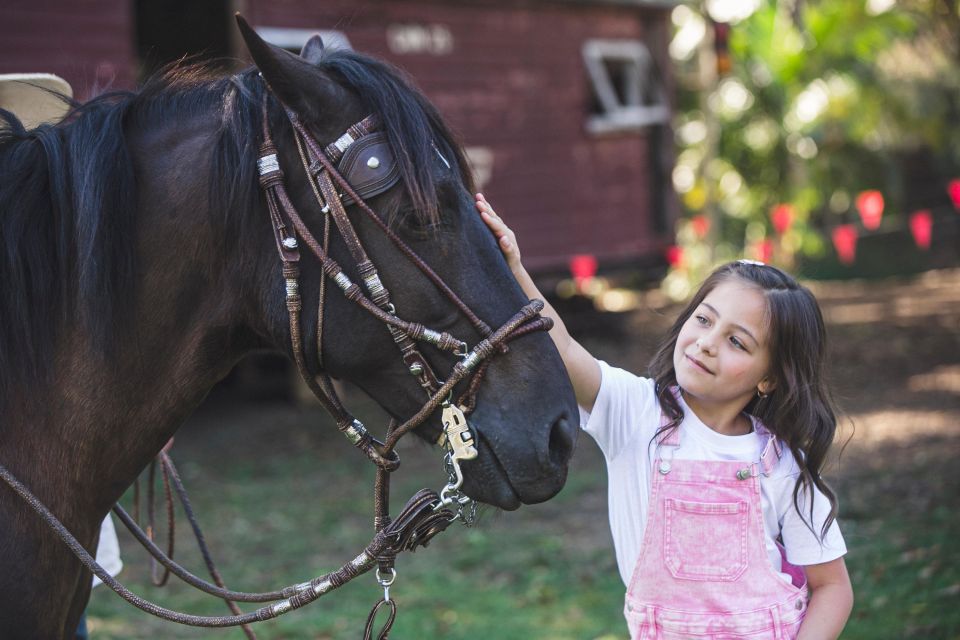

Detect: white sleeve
[92, 513, 123, 588]
[777, 466, 847, 566]
[579, 361, 656, 461]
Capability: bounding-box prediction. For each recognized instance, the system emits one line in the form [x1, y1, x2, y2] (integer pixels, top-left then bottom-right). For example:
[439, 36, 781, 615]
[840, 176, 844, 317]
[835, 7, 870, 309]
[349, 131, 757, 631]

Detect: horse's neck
[16, 114, 259, 519]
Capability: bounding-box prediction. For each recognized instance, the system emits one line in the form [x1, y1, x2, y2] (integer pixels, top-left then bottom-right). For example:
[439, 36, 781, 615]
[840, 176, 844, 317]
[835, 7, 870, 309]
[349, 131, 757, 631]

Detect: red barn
[1, 0, 677, 283]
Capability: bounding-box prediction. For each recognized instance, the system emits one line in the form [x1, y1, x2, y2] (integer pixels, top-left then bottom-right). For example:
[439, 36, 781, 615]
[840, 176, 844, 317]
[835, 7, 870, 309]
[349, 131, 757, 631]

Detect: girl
[476, 194, 853, 639]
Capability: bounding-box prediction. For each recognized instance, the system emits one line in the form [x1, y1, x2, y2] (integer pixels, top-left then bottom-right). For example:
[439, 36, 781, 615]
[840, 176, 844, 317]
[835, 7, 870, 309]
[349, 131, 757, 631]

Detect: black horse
[0, 21, 577, 639]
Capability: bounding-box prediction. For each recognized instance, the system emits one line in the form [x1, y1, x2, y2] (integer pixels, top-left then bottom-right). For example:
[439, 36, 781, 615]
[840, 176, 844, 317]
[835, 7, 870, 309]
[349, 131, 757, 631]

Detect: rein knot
[382, 489, 455, 554]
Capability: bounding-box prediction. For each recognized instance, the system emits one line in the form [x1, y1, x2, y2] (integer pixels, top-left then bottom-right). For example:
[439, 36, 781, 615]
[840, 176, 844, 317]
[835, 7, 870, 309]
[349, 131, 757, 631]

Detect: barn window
[255, 27, 352, 54]
[583, 39, 669, 134]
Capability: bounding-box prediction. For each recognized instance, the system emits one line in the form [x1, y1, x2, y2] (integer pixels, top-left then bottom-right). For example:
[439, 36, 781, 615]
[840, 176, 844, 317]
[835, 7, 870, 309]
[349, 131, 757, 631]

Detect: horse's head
[237, 19, 577, 510]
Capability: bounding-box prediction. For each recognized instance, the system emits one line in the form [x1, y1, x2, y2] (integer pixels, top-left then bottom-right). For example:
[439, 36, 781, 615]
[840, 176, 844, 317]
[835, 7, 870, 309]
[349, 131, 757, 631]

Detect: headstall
[0, 80, 553, 639]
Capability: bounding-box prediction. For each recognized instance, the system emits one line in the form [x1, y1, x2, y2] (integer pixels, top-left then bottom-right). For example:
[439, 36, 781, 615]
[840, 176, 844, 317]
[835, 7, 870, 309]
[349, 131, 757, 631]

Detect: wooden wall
[0, 0, 137, 99]
[0, 0, 675, 275]
[246, 0, 676, 274]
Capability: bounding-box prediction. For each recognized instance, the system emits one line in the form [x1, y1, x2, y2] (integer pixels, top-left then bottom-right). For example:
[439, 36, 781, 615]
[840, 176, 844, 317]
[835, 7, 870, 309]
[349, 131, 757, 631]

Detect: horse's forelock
[316, 50, 474, 226]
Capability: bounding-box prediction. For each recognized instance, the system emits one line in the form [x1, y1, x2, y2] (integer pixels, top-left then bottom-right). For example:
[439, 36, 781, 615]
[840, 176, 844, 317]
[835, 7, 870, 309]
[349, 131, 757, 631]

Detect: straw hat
[0, 73, 74, 128]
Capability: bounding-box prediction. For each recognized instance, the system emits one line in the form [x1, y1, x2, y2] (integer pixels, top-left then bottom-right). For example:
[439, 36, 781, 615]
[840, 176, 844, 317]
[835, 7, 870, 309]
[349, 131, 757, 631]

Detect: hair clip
[737, 259, 766, 266]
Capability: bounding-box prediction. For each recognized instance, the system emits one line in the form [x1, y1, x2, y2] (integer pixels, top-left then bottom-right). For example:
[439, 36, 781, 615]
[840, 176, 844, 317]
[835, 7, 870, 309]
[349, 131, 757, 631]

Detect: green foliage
[671, 0, 960, 283]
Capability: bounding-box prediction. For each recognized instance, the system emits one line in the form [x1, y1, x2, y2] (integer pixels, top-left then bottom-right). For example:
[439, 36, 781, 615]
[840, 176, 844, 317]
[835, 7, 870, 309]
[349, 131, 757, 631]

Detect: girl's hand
[475, 193, 522, 274]
[475, 195, 601, 409]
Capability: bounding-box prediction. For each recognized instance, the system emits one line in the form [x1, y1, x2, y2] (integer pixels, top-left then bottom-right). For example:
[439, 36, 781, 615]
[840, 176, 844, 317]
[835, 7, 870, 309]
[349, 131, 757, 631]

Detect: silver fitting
[333, 272, 353, 291]
[363, 274, 385, 298]
[343, 419, 367, 445]
[366, 156, 381, 169]
[409, 362, 424, 376]
[282, 237, 298, 249]
[257, 153, 280, 176]
[460, 351, 481, 371]
[270, 600, 293, 615]
[333, 132, 355, 153]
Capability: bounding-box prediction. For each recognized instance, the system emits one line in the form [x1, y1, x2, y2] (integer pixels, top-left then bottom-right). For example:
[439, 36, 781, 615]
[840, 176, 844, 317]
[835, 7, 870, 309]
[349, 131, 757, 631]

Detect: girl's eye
[730, 336, 746, 351]
[695, 314, 709, 325]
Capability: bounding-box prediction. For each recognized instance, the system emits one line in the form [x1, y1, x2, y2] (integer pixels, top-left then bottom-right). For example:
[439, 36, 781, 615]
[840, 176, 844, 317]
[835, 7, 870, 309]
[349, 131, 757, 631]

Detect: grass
[83, 395, 960, 639]
[86, 400, 630, 639]
[86, 269, 960, 639]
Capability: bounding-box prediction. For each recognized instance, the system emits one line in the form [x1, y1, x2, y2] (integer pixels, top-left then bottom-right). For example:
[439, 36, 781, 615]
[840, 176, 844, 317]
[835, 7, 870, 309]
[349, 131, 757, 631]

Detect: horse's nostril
[548, 412, 576, 467]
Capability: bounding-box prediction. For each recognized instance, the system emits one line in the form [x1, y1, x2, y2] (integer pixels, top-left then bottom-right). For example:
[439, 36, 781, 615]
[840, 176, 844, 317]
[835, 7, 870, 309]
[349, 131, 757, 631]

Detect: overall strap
[657, 421, 681, 447]
[654, 386, 682, 447]
[754, 420, 783, 476]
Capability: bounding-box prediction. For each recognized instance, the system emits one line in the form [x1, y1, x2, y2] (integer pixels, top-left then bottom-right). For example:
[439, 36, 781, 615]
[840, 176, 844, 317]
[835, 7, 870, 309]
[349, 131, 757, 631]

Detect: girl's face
[673, 278, 774, 414]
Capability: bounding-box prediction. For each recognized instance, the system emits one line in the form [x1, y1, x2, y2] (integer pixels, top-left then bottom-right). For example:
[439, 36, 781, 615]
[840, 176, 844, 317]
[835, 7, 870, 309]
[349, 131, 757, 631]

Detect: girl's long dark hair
[648, 261, 840, 539]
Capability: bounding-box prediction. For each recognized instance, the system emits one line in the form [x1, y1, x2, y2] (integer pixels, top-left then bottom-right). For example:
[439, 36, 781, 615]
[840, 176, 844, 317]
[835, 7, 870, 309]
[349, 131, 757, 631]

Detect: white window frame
[582, 39, 669, 134]
[255, 27, 352, 53]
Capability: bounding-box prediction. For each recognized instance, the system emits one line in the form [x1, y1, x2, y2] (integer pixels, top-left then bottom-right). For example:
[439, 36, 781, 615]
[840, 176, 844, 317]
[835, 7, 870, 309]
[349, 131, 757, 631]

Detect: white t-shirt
[92, 514, 123, 588]
[580, 361, 847, 587]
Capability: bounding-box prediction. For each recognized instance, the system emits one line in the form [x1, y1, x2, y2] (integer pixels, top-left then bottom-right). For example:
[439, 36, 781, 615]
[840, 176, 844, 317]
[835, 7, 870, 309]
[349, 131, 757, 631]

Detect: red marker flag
[691, 215, 710, 238]
[665, 245, 684, 268]
[909, 210, 933, 250]
[948, 179, 960, 211]
[569, 254, 598, 286]
[770, 204, 794, 235]
[856, 190, 884, 230]
[749, 238, 773, 263]
[832, 225, 858, 265]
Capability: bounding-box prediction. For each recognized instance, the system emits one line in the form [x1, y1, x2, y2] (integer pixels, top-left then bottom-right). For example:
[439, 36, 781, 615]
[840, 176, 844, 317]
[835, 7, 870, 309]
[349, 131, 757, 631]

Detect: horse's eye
[398, 209, 446, 239]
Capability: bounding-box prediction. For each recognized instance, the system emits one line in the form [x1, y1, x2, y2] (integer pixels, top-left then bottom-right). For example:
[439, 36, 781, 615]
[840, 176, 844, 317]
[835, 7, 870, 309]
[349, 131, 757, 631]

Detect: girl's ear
[758, 378, 776, 396]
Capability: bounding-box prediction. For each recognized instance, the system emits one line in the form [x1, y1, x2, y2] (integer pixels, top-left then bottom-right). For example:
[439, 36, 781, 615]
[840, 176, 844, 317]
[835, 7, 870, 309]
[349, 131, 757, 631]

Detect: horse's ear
[300, 35, 325, 65]
[235, 14, 344, 117]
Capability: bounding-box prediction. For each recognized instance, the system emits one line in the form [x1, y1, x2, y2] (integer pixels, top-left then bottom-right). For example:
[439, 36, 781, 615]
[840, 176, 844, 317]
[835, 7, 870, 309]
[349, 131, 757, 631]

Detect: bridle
[256, 87, 555, 629]
[0, 80, 553, 638]
[258, 86, 558, 476]
[259, 100, 550, 483]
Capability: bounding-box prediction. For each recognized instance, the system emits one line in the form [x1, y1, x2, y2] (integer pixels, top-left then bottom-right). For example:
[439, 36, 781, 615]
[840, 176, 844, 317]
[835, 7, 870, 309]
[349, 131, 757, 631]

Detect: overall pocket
[663, 498, 749, 581]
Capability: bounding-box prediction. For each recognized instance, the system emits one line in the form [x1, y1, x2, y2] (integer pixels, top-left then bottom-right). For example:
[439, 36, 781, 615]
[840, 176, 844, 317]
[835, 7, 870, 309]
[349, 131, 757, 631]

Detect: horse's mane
[0, 49, 473, 407]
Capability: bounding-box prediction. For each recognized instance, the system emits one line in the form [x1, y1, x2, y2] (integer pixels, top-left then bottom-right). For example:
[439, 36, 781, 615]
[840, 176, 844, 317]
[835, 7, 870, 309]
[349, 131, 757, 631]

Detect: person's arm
[476, 193, 601, 410]
[796, 557, 853, 640]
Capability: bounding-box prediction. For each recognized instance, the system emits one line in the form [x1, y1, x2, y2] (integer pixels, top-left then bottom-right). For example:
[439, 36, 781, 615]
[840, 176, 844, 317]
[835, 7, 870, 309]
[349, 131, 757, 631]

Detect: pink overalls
[624, 422, 809, 639]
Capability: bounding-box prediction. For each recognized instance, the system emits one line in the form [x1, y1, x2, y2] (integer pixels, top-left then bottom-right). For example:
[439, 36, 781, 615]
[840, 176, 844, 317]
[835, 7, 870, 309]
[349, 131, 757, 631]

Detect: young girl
[476, 194, 853, 639]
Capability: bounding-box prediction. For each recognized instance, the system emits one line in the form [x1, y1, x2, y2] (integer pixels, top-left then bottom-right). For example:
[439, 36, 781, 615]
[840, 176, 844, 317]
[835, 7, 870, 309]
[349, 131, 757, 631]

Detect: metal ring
[376, 567, 396, 587]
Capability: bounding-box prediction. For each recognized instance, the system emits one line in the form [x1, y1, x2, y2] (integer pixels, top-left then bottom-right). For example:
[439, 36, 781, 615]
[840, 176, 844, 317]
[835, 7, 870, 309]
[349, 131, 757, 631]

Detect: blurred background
[2, 0, 958, 638]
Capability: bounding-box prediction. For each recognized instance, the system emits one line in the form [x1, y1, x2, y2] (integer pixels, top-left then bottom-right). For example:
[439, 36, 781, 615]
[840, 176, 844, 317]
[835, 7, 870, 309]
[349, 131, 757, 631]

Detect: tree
[668, 0, 960, 286]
